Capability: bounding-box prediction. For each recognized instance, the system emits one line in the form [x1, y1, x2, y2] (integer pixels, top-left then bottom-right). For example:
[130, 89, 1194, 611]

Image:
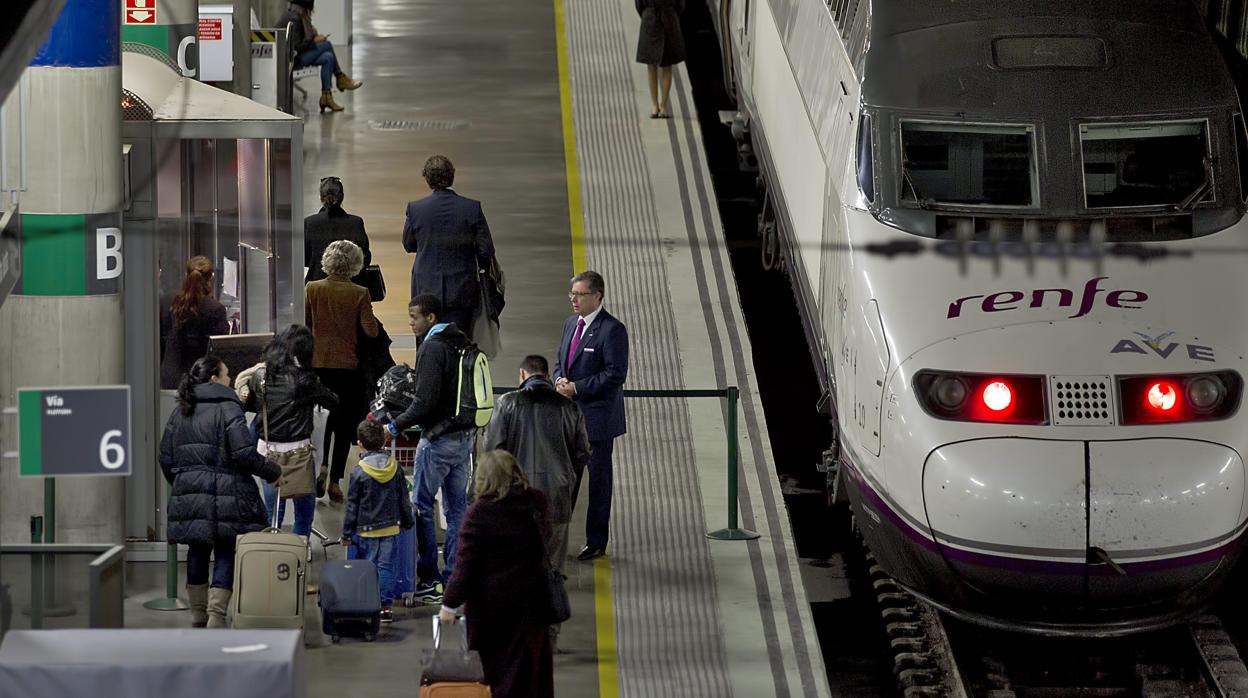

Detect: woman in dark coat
[636, 0, 686, 118]
[304, 176, 372, 286]
[440, 450, 554, 698]
[159, 356, 281, 628]
[159, 256, 229, 390]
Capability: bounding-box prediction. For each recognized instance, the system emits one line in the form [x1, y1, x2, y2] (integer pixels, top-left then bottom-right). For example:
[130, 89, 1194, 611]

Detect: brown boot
[186, 583, 209, 627]
[335, 73, 362, 91]
[319, 90, 344, 113]
[328, 482, 345, 504]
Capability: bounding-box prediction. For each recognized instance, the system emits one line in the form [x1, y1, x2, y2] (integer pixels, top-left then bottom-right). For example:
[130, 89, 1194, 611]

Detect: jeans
[263, 484, 316, 537]
[352, 535, 398, 607]
[187, 540, 236, 589]
[412, 430, 472, 582]
[296, 41, 340, 91]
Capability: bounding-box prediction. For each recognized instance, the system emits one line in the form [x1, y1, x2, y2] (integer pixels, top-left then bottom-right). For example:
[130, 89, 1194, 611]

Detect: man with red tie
[553, 271, 629, 561]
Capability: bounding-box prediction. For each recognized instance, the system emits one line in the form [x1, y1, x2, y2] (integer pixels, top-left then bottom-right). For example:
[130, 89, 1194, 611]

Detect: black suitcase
[319, 559, 383, 642]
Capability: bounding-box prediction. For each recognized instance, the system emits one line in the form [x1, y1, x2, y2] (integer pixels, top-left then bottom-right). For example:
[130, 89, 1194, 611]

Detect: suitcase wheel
[403, 596, 416, 608]
[364, 633, 376, 642]
[331, 634, 341, 644]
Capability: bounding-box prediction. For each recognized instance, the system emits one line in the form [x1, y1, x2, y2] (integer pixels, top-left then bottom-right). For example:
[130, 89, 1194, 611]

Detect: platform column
[0, 0, 125, 544]
[122, 0, 199, 78]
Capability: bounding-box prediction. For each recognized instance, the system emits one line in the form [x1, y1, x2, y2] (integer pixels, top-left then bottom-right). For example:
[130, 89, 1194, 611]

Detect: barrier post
[707, 386, 759, 541]
[145, 468, 188, 611]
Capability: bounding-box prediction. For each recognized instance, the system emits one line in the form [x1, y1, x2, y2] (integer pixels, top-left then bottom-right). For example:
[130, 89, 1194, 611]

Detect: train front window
[899, 122, 1036, 208]
[1080, 120, 1212, 209]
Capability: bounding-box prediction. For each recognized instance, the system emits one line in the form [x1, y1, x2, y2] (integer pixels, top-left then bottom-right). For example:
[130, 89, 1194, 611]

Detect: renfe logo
[947, 277, 1148, 319]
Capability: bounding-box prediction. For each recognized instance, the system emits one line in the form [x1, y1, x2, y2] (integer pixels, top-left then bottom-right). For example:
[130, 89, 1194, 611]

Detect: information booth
[120, 47, 303, 545]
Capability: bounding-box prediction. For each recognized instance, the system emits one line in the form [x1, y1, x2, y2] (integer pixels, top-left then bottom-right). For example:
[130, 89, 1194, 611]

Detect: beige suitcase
[231, 527, 307, 629]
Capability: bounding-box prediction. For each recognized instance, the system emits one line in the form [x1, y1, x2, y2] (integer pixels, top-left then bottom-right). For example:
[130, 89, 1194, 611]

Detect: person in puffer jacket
[160, 355, 281, 628]
[342, 419, 415, 622]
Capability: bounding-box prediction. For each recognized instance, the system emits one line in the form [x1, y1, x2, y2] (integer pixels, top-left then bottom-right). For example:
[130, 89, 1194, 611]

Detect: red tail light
[1120, 372, 1242, 424]
[915, 371, 1047, 424]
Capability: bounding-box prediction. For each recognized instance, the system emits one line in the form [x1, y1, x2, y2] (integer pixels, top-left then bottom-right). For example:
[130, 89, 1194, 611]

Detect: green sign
[18, 386, 131, 477]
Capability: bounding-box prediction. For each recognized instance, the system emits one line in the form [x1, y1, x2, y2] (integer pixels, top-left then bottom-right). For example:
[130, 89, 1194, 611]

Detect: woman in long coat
[440, 450, 554, 698]
[636, 0, 687, 118]
[305, 239, 379, 502]
[160, 355, 281, 628]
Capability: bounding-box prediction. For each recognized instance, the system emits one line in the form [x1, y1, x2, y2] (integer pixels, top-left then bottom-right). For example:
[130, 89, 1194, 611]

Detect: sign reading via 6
[18, 386, 131, 477]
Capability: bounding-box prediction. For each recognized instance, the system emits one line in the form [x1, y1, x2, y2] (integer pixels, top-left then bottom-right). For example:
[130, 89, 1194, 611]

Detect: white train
[709, 0, 1248, 634]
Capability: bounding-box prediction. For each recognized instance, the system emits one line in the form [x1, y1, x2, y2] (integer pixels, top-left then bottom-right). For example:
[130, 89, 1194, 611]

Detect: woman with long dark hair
[160, 256, 229, 389]
[440, 450, 554, 698]
[243, 325, 337, 537]
[306, 239, 379, 503]
[160, 355, 280, 628]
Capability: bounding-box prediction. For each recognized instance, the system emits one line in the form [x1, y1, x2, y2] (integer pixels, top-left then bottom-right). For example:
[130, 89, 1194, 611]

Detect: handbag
[359, 264, 386, 302]
[532, 510, 571, 624]
[260, 379, 316, 498]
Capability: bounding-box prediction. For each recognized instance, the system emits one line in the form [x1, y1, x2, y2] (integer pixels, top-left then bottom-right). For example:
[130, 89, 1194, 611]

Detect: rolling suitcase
[319, 559, 382, 642]
[231, 462, 308, 628]
[420, 617, 491, 697]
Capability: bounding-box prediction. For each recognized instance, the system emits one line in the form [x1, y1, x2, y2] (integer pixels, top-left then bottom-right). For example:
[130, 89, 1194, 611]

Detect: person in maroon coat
[440, 450, 554, 698]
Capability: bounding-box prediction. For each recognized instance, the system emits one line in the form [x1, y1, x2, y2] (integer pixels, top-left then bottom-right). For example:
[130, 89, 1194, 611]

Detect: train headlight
[932, 376, 968, 410]
[914, 371, 1047, 424]
[1147, 382, 1178, 411]
[1119, 372, 1242, 424]
[1187, 376, 1225, 411]
[982, 381, 1013, 411]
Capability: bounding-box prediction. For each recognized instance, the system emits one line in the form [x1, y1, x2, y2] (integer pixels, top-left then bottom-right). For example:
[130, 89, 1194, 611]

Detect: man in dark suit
[553, 270, 629, 561]
[402, 155, 497, 337]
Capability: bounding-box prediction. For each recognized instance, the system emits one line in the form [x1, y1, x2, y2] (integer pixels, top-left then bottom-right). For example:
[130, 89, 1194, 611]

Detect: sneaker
[380, 607, 394, 624]
[413, 581, 443, 605]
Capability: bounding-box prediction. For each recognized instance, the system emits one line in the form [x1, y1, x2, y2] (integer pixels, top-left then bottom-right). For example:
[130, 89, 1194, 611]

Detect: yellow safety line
[555, 0, 615, 694]
[593, 556, 620, 698]
[555, 0, 588, 274]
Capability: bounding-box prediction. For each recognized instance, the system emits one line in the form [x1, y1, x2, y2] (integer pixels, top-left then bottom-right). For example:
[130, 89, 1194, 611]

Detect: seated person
[278, 0, 362, 113]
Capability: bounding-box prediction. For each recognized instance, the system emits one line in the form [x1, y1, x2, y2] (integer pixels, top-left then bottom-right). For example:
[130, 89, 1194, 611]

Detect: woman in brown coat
[440, 450, 554, 698]
[636, 0, 686, 118]
[305, 239, 379, 502]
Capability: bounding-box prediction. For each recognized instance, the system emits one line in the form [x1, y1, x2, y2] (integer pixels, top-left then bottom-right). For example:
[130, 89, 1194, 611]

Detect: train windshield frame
[898, 120, 1039, 210]
[1078, 119, 1213, 211]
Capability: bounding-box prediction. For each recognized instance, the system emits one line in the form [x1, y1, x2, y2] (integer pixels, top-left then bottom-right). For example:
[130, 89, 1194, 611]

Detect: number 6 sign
[18, 386, 131, 477]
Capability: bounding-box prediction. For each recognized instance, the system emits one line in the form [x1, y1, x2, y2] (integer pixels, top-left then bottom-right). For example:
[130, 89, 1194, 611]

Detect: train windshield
[1080, 120, 1211, 209]
[900, 122, 1036, 208]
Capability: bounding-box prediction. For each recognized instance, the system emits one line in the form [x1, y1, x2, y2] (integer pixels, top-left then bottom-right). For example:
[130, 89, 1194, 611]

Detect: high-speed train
[709, 0, 1248, 634]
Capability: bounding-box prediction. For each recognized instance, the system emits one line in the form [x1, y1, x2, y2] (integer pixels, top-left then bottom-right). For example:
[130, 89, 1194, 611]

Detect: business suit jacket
[553, 309, 629, 441]
[402, 189, 496, 312]
[304, 206, 371, 285]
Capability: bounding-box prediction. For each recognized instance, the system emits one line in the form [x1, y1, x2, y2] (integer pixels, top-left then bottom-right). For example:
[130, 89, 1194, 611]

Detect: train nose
[923, 438, 1245, 613]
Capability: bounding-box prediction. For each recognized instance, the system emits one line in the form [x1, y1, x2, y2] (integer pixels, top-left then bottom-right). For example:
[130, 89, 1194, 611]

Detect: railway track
[865, 550, 1248, 697]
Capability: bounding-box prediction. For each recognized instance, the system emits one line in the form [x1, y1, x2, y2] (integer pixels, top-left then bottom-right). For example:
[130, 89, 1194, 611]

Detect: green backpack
[448, 343, 494, 433]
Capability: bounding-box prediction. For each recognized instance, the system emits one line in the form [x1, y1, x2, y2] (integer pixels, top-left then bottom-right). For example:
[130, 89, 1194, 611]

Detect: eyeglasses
[568, 291, 599, 300]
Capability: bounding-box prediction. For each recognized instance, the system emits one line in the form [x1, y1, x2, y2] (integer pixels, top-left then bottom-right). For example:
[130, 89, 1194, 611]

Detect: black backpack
[372, 363, 418, 421]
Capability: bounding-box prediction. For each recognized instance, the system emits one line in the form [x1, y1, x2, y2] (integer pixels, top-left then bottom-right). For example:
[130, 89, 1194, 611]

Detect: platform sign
[18, 386, 131, 477]
[125, 0, 157, 25]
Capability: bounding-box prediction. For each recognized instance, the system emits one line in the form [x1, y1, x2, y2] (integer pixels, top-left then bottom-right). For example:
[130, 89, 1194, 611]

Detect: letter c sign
[177, 35, 198, 77]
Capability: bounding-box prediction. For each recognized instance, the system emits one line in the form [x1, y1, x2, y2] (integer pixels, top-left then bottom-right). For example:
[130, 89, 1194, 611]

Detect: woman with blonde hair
[305, 239, 379, 502]
[440, 450, 554, 698]
[160, 256, 229, 389]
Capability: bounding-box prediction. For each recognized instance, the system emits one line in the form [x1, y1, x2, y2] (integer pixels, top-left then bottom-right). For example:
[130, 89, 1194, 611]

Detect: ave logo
[125, 0, 156, 25]
[1110, 331, 1215, 362]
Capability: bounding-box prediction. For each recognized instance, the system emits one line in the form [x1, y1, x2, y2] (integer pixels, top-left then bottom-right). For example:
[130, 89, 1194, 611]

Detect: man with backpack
[387, 294, 487, 603]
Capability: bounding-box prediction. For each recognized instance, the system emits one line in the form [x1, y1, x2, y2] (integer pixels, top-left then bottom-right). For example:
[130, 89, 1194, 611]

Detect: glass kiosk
[121, 47, 303, 544]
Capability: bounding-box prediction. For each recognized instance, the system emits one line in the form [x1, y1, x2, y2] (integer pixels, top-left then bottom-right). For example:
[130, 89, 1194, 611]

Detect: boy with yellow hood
[343, 420, 415, 623]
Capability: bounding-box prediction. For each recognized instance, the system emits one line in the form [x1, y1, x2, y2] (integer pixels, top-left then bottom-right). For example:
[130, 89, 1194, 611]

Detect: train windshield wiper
[1174, 156, 1215, 212]
[901, 166, 929, 208]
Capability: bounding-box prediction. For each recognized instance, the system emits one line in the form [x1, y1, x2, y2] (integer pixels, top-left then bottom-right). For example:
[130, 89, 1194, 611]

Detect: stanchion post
[707, 386, 759, 541]
[145, 475, 189, 612]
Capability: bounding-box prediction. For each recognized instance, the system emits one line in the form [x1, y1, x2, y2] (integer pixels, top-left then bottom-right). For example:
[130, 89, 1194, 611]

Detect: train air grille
[1050, 376, 1116, 426]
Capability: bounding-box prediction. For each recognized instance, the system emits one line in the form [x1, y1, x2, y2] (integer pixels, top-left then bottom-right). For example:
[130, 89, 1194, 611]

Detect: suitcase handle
[432, 615, 468, 651]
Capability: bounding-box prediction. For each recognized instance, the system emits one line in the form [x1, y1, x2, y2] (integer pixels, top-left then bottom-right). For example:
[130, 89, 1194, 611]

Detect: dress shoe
[577, 545, 606, 561]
